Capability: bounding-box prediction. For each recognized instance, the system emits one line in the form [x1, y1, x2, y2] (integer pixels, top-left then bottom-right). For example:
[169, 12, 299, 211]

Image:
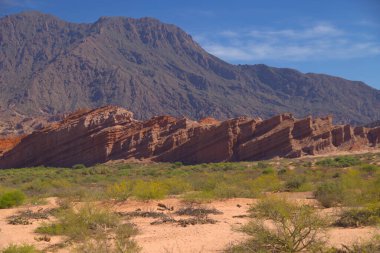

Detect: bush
[334, 204, 380, 227]
[74, 223, 140, 253]
[360, 164, 379, 174]
[181, 191, 214, 203]
[106, 181, 132, 201]
[132, 180, 168, 200]
[1, 244, 41, 253]
[327, 235, 380, 253]
[162, 178, 191, 195]
[227, 197, 327, 253]
[316, 156, 361, 168]
[284, 177, 305, 191]
[36, 204, 119, 241]
[250, 174, 282, 197]
[172, 162, 183, 168]
[314, 181, 343, 208]
[0, 190, 26, 209]
[72, 164, 86, 170]
[213, 183, 247, 198]
[256, 162, 269, 169]
[262, 168, 274, 175]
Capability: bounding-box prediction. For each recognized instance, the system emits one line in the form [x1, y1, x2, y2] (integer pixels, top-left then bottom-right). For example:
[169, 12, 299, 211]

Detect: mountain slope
[1, 11, 379, 126]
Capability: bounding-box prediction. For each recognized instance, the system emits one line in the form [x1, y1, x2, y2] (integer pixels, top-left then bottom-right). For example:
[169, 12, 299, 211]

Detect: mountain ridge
[1, 105, 379, 168]
[1, 11, 379, 130]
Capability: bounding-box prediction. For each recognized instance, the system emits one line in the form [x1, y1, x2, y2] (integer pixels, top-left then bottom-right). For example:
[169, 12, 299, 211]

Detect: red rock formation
[198, 117, 220, 125]
[0, 106, 379, 168]
[0, 136, 23, 156]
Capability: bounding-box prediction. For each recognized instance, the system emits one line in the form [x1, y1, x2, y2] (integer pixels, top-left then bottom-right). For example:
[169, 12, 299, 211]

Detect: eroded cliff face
[0, 106, 379, 168]
[0, 136, 23, 156]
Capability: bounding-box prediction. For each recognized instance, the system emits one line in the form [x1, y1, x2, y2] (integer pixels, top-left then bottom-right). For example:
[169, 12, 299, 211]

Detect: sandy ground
[0, 196, 379, 253]
[115, 198, 254, 253]
[0, 198, 64, 251]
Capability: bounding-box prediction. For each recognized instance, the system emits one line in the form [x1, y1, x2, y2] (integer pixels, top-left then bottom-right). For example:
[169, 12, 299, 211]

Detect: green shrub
[284, 177, 305, 191]
[72, 164, 86, 170]
[132, 180, 167, 200]
[1, 244, 41, 253]
[339, 169, 367, 206]
[360, 164, 380, 174]
[36, 204, 119, 241]
[314, 181, 343, 208]
[212, 183, 246, 198]
[327, 235, 380, 253]
[106, 181, 132, 201]
[162, 178, 191, 195]
[334, 204, 380, 227]
[172, 162, 183, 168]
[0, 190, 26, 209]
[316, 156, 361, 168]
[74, 223, 140, 253]
[250, 174, 282, 197]
[187, 174, 218, 191]
[227, 197, 327, 253]
[256, 162, 269, 169]
[262, 168, 274, 175]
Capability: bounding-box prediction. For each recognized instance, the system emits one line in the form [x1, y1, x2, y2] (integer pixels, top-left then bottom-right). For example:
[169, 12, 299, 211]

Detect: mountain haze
[1, 11, 379, 127]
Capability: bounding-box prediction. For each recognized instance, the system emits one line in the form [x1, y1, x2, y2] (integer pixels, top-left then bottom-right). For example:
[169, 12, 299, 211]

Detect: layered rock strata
[0, 106, 379, 168]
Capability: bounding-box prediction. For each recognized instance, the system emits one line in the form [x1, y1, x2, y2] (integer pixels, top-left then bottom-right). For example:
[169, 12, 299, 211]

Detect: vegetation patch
[314, 181, 343, 208]
[334, 204, 380, 227]
[35, 202, 140, 252]
[7, 209, 50, 225]
[226, 197, 327, 253]
[316, 156, 361, 168]
[0, 190, 26, 209]
[1, 244, 41, 253]
[328, 236, 380, 253]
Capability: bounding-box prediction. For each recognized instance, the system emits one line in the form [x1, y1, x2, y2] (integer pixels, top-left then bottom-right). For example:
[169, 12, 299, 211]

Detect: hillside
[1, 11, 380, 129]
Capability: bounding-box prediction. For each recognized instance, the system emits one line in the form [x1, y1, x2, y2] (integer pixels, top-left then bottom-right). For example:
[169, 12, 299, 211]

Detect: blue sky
[1, 0, 379, 89]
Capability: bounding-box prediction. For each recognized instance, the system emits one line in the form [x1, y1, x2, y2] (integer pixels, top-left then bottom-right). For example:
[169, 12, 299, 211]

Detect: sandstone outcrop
[0, 136, 23, 156]
[0, 106, 379, 168]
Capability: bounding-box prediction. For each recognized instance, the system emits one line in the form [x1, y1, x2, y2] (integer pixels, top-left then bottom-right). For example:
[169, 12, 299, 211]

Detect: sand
[0, 196, 378, 253]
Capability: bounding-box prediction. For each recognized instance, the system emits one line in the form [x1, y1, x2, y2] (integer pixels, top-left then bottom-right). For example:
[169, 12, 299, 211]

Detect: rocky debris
[7, 209, 50, 225]
[0, 106, 379, 169]
[157, 203, 174, 211]
[175, 207, 223, 216]
[118, 211, 168, 219]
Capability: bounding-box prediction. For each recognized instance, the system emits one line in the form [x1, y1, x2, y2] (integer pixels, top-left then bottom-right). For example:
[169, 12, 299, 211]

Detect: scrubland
[0, 153, 379, 252]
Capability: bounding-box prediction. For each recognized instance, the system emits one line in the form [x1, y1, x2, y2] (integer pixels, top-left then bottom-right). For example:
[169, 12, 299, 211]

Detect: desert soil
[0, 195, 379, 253]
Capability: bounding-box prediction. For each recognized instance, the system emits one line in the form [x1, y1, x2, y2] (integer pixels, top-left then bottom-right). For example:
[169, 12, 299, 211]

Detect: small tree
[227, 197, 327, 253]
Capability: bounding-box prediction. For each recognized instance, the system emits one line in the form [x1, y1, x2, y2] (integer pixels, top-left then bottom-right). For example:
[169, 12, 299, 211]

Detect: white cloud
[219, 30, 239, 38]
[196, 23, 380, 62]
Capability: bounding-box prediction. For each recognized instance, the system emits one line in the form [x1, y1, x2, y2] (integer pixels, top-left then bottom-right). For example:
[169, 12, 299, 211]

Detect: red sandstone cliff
[0, 136, 23, 156]
[0, 106, 379, 168]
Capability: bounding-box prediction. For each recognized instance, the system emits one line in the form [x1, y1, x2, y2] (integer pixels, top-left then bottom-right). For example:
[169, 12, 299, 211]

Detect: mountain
[1, 11, 380, 129]
[366, 120, 380, 128]
[1, 106, 379, 168]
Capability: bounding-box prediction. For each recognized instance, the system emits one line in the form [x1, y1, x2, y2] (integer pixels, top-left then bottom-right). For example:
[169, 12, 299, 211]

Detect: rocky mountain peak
[0, 11, 379, 134]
